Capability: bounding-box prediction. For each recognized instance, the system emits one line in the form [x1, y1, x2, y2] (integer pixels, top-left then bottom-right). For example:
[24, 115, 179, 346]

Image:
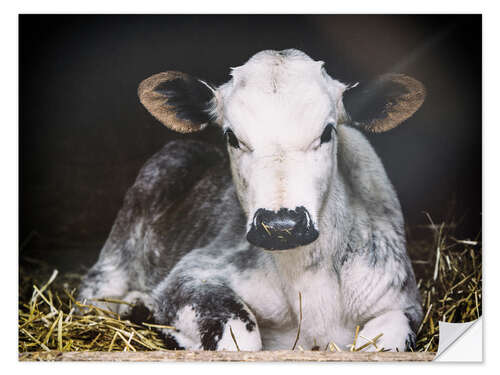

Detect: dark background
[19, 15, 482, 271]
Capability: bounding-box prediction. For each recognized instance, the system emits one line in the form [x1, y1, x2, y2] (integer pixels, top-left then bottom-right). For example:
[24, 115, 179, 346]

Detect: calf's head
[138, 49, 425, 250]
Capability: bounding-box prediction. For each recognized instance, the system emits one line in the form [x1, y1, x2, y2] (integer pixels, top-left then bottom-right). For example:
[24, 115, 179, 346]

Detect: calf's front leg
[357, 310, 416, 352]
[153, 279, 263, 351]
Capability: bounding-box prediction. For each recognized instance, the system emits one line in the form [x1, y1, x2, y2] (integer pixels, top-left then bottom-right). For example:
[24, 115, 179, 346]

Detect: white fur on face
[214, 50, 347, 228]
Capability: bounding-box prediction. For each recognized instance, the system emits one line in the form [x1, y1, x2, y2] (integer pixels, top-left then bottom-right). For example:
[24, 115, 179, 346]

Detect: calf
[79, 49, 425, 351]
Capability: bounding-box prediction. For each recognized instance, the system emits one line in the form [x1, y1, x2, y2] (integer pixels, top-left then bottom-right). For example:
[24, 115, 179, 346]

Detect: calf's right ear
[138, 71, 215, 133]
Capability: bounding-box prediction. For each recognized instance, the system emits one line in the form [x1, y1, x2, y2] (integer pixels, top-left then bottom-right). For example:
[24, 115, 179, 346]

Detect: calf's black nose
[246, 206, 319, 250]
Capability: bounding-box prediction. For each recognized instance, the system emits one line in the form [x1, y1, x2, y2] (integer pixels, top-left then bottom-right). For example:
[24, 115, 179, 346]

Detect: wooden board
[19, 350, 436, 362]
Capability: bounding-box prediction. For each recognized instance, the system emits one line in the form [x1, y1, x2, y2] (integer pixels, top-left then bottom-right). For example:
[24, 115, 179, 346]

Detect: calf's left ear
[138, 71, 215, 133]
[343, 73, 426, 133]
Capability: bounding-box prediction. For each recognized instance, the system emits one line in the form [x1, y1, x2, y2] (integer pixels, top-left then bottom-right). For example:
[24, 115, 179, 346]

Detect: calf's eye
[320, 123, 336, 145]
[225, 129, 240, 149]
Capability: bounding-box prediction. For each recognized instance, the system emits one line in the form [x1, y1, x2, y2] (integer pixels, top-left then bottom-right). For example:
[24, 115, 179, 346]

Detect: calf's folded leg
[153, 279, 262, 351]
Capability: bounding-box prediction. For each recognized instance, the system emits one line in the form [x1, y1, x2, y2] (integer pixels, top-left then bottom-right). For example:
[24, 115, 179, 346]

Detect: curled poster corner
[434, 316, 482, 362]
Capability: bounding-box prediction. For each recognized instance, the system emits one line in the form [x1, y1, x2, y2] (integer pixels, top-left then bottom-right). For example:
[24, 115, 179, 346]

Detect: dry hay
[407, 215, 482, 352]
[19, 218, 481, 354]
[18, 266, 169, 352]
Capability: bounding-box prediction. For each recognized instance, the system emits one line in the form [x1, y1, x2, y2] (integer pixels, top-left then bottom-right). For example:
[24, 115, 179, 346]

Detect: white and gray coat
[79, 49, 425, 351]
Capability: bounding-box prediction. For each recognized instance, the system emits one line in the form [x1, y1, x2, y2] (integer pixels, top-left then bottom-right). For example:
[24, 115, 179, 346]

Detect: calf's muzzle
[246, 206, 319, 250]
